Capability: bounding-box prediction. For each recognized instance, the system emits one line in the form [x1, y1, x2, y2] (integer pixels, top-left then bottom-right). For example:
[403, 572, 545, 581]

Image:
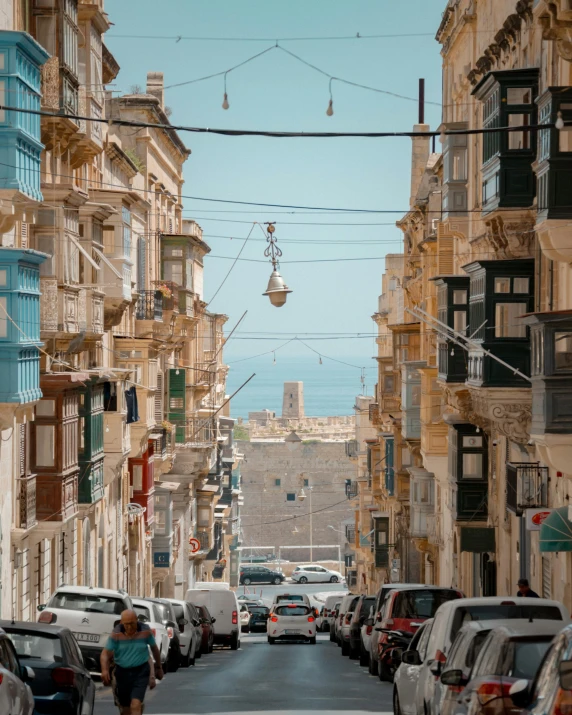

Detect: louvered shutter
[168, 368, 186, 443]
[18, 423, 26, 478]
[137, 237, 146, 291]
[155, 370, 164, 423]
[21, 223, 28, 249]
[437, 224, 454, 274]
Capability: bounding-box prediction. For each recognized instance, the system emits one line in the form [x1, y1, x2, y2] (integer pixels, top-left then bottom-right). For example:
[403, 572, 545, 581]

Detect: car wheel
[209, 637, 214, 653]
[268, 637, 276, 644]
[359, 643, 369, 667]
[368, 652, 377, 675]
[168, 648, 180, 673]
[330, 575, 339, 583]
[180, 647, 191, 668]
[243, 577, 251, 585]
[76, 699, 83, 715]
[378, 657, 393, 682]
[273, 577, 281, 585]
[299, 576, 308, 584]
[329, 628, 335, 642]
[349, 644, 359, 660]
[393, 688, 402, 715]
[230, 633, 239, 650]
[195, 643, 202, 659]
[309, 637, 316, 645]
[341, 639, 350, 656]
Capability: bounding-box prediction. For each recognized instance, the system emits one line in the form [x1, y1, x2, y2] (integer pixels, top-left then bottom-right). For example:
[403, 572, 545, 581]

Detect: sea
[225, 354, 377, 420]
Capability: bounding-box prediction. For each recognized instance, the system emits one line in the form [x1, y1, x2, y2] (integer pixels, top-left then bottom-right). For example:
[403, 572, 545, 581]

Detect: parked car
[131, 597, 170, 668]
[393, 619, 434, 715]
[186, 587, 241, 650]
[0, 627, 35, 715]
[267, 604, 317, 644]
[508, 622, 572, 715]
[291, 564, 344, 584]
[340, 595, 361, 655]
[271, 593, 311, 608]
[239, 565, 285, 586]
[415, 597, 569, 715]
[376, 587, 463, 681]
[330, 600, 342, 643]
[2, 621, 96, 715]
[166, 599, 202, 666]
[322, 593, 348, 633]
[240, 604, 251, 633]
[194, 605, 215, 653]
[456, 620, 563, 715]
[237, 595, 264, 605]
[37, 586, 132, 671]
[142, 597, 182, 673]
[437, 620, 499, 715]
[359, 599, 377, 667]
[335, 594, 358, 647]
[316, 606, 325, 632]
[248, 606, 270, 633]
[368, 583, 426, 676]
[349, 595, 376, 661]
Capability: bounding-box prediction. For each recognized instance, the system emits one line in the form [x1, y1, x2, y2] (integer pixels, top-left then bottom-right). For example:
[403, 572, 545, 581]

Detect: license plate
[74, 632, 100, 643]
[284, 630, 300, 634]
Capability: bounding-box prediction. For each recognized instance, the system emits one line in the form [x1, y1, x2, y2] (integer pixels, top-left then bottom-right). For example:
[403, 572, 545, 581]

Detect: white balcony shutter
[137, 237, 146, 291]
[155, 370, 164, 422]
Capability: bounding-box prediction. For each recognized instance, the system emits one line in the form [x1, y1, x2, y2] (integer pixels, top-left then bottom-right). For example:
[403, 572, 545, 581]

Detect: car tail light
[366, 625, 373, 636]
[232, 611, 238, 625]
[308, 616, 315, 622]
[554, 689, 572, 715]
[477, 680, 512, 704]
[39, 611, 56, 624]
[500, 601, 516, 606]
[167, 627, 174, 639]
[382, 618, 394, 627]
[270, 615, 279, 622]
[435, 649, 447, 664]
[345, 613, 353, 624]
[52, 667, 75, 687]
[0, 673, 3, 685]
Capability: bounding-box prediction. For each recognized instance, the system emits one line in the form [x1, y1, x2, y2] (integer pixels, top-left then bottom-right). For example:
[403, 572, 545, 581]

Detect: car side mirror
[137, 614, 149, 623]
[21, 666, 35, 682]
[401, 650, 421, 666]
[211, 617, 216, 624]
[166, 620, 177, 629]
[114, 619, 121, 628]
[441, 669, 465, 687]
[560, 661, 572, 691]
[509, 679, 531, 708]
[180, 619, 189, 626]
[84, 657, 98, 671]
[37, 604, 46, 612]
[429, 660, 442, 676]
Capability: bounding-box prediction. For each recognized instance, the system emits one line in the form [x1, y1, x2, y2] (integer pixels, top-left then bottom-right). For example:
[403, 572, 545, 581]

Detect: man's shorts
[112, 662, 150, 707]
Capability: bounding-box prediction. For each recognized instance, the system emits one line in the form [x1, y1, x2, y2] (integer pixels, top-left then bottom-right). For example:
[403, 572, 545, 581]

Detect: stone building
[239, 437, 354, 564]
[282, 381, 304, 419]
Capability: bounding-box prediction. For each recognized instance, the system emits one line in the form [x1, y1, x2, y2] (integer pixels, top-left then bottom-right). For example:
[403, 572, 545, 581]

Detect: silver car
[393, 619, 433, 715]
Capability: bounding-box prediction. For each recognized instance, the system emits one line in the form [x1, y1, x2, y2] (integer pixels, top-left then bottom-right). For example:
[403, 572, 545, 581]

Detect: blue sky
[106, 0, 444, 363]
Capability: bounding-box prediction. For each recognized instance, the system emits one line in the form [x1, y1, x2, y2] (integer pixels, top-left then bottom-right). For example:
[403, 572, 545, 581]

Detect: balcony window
[473, 68, 539, 213]
[132, 464, 142, 491]
[495, 303, 528, 338]
[462, 453, 483, 479]
[122, 207, 131, 257]
[154, 509, 166, 535]
[450, 424, 488, 520]
[35, 425, 54, 467]
[383, 375, 395, 393]
[555, 332, 572, 371]
[433, 276, 470, 382]
[442, 122, 468, 218]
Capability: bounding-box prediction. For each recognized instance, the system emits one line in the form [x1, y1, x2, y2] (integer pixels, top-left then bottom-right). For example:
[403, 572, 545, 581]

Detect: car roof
[437, 596, 565, 611]
[51, 585, 128, 597]
[488, 619, 565, 638]
[456, 619, 510, 634]
[0, 620, 69, 635]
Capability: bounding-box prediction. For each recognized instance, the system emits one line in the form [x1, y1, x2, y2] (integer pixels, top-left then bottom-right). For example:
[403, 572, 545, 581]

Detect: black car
[248, 606, 270, 632]
[1, 621, 96, 715]
[143, 597, 182, 673]
[239, 565, 285, 585]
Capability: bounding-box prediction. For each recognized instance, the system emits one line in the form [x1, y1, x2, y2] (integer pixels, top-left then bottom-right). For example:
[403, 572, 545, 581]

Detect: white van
[193, 582, 230, 591]
[185, 588, 240, 650]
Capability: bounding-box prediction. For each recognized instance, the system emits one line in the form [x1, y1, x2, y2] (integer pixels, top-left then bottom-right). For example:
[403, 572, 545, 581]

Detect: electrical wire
[206, 223, 257, 305]
[107, 31, 440, 43]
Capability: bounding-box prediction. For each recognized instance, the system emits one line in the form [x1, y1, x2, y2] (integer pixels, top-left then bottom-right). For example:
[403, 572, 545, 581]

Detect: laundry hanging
[125, 385, 139, 424]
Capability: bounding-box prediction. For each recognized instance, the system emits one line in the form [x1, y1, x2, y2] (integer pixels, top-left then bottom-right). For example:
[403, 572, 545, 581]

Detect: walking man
[516, 578, 540, 598]
[101, 609, 164, 715]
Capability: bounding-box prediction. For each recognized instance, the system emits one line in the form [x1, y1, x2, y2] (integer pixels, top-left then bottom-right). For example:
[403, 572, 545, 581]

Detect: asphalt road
[94, 584, 393, 715]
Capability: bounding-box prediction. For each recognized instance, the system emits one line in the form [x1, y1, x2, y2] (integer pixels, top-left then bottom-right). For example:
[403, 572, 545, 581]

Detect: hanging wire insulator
[319, 356, 323, 364]
[439, 127, 446, 144]
[326, 99, 334, 116]
[556, 111, 565, 130]
[450, 347, 455, 356]
[222, 92, 229, 110]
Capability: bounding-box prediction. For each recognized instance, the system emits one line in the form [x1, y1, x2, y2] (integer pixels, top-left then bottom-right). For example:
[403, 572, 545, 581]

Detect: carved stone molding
[469, 387, 532, 444]
[473, 214, 536, 259]
[538, 2, 572, 61]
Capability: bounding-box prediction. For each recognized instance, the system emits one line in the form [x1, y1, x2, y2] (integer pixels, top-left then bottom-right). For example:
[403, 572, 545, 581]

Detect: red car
[195, 604, 215, 653]
[376, 587, 463, 681]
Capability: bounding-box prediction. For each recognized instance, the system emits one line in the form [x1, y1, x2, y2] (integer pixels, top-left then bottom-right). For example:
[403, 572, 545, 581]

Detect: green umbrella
[539, 506, 572, 552]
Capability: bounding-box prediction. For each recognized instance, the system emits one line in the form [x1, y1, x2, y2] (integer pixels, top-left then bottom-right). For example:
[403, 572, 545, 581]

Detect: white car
[0, 628, 35, 715]
[240, 604, 251, 633]
[267, 603, 317, 644]
[291, 565, 344, 584]
[393, 620, 433, 715]
[131, 597, 169, 667]
[38, 586, 132, 670]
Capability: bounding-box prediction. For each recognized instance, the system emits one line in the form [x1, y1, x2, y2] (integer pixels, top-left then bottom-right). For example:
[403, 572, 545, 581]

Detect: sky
[105, 0, 445, 366]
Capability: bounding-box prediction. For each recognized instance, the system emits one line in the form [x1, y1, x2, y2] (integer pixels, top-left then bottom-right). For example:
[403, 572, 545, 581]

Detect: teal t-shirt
[105, 623, 156, 668]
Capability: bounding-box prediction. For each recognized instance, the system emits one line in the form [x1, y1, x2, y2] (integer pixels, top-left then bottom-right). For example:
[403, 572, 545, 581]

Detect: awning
[539, 506, 572, 552]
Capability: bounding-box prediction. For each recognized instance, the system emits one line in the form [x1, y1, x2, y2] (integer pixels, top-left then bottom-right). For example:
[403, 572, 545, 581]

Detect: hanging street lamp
[262, 222, 293, 307]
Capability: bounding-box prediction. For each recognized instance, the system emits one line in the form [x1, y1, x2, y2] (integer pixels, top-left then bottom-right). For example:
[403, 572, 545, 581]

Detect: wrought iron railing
[195, 529, 212, 552]
[506, 462, 549, 515]
[136, 290, 163, 321]
[345, 481, 358, 499]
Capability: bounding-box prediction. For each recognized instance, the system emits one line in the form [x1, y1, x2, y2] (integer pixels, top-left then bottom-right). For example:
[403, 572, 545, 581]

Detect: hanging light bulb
[175, 369, 180, 375]
[105, 423, 110, 433]
[476, 426, 480, 434]
[450, 347, 455, 356]
[326, 99, 334, 117]
[222, 92, 229, 110]
[272, 351, 276, 365]
[556, 111, 565, 130]
[319, 355, 323, 365]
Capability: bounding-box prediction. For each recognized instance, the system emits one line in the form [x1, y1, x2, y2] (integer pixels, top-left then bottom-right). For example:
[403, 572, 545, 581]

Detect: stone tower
[282, 381, 304, 419]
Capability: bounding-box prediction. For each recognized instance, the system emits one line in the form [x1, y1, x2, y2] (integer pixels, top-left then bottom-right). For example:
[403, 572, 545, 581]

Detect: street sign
[526, 508, 554, 531]
[460, 527, 495, 552]
[189, 537, 200, 553]
[153, 552, 170, 568]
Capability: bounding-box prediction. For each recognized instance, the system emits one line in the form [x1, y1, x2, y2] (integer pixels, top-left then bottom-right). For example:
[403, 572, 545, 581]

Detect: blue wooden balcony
[0, 32, 49, 201]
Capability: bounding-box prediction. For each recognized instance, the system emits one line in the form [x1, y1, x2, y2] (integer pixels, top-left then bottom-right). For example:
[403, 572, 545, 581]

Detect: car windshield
[50, 592, 125, 615]
[508, 640, 553, 679]
[275, 605, 311, 616]
[133, 604, 152, 621]
[153, 603, 170, 622]
[6, 632, 63, 662]
[452, 605, 563, 641]
[276, 595, 304, 602]
[392, 590, 460, 619]
[249, 607, 269, 614]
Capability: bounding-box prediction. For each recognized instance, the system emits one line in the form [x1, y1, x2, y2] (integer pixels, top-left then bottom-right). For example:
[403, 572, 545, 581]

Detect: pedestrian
[516, 578, 540, 598]
[101, 609, 164, 715]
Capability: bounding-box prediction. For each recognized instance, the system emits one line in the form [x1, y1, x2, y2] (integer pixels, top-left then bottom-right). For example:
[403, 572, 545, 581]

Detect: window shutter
[19, 423, 26, 478]
[168, 368, 186, 442]
[137, 237, 146, 291]
[437, 224, 454, 275]
[21, 223, 28, 249]
[155, 370, 164, 423]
